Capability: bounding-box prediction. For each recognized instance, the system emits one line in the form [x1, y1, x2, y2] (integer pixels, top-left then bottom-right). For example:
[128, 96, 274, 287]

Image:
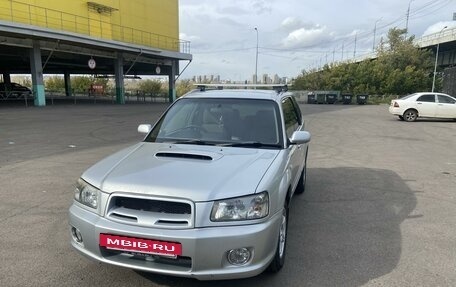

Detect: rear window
[437, 95, 456, 104]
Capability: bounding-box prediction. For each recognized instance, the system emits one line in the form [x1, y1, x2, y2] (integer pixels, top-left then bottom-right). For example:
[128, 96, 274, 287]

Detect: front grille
[106, 195, 194, 229]
[114, 197, 191, 214]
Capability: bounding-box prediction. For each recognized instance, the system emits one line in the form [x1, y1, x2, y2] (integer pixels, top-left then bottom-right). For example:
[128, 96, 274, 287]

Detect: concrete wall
[443, 67, 456, 96]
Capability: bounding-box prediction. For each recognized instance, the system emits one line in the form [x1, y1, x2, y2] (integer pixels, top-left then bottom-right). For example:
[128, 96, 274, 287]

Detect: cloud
[217, 6, 249, 15]
[282, 25, 333, 48]
[281, 17, 303, 31]
[179, 33, 200, 42]
[422, 21, 456, 36]
[251, 0, 272, 15]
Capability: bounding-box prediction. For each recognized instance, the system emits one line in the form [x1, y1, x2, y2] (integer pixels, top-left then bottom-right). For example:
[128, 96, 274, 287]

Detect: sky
[179, 0, 456, 82]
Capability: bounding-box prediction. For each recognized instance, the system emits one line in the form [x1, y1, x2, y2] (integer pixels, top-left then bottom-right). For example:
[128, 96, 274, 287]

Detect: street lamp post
[373, 18, 382, 52]
[432, 26, 448, 92]
[254, 27, 259, 87]
[405, 0, 415, 36]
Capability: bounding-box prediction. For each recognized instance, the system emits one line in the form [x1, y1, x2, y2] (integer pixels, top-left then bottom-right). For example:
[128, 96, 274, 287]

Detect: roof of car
[182, 88, 289, 101]
[412, 92, 452, 96]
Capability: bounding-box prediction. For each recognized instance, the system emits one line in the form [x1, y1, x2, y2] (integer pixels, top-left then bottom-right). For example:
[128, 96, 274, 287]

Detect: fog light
[227, 248, 251, 265]
[71, 227, 83, 243]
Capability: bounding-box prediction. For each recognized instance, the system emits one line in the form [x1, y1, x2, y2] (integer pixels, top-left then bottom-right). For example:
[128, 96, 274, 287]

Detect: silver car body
[69, 88, 311, 280]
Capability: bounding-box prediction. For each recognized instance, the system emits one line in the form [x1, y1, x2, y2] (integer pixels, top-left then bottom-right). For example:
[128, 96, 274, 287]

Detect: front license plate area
[100, 234, 182, 258]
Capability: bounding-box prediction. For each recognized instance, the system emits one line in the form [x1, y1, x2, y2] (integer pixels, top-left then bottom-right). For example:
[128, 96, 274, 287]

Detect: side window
[416, 95, 435, 102]
[281, 97, 299, 139]
[290, 96, 302, 125]
[437, 95, 456, 104]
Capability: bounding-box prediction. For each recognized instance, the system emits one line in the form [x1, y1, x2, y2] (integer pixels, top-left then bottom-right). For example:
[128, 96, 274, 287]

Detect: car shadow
[390, 117, 456, 123]
[135, 167, 417, 287]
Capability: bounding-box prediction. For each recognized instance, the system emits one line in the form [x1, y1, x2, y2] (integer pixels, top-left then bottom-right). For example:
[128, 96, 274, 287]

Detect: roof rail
[194, 84, 289, 93]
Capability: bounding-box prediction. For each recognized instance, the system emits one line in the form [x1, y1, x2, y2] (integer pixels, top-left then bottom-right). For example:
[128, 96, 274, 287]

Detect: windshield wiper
[221, 141, 281, 148]
[164, 139, 216, 146]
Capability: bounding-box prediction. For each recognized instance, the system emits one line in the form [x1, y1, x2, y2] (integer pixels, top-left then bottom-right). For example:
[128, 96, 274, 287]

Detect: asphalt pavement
[0, 101, 455, 287]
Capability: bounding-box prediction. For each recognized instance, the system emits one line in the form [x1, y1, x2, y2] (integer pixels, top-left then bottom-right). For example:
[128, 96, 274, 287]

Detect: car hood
[82, 142, 280, 202]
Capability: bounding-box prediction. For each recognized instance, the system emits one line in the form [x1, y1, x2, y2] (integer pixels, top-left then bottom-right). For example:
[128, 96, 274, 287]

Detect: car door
[436, 95, 456, 118]
[415, 94, 437, 117]
[281, 97, 303, 189]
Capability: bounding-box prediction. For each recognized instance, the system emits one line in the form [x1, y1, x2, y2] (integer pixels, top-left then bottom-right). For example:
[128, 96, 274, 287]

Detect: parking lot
[0, 102, 455, 287]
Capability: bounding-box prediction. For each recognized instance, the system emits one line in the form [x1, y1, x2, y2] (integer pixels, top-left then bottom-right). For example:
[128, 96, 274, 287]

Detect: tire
[268, 206, 288, 273]
[398, 116, 404, 121]
[403, 109, 418, 122]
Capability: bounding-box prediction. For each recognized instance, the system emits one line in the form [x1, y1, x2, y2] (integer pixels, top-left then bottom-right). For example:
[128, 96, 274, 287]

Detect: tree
[71, 76, 108, 93]
[45, 76, 65, 91]
[176, 79, 194, 97]
[292, 28, 434, 96]
[138, 79, 163, 95]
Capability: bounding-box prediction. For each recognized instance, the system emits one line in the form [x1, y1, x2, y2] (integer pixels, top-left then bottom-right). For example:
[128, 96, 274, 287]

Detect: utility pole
[353, 33, 357, 59]
[254, 27, 258, 88]
[341, 42, 344, 61]
[373, 18, 382, 52]
[405, 0, 414, 36]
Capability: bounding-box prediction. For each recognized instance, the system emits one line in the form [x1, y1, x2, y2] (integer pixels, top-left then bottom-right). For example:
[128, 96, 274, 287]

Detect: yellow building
[0, 0, 191, 106]
[0, 0, 181, 51]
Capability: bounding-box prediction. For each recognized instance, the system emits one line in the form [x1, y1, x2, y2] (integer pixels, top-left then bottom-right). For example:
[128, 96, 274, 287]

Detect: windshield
[145, 98, 283, 148]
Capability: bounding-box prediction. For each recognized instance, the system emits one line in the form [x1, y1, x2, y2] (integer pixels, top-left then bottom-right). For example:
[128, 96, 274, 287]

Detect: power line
[190, 0, 452, 58]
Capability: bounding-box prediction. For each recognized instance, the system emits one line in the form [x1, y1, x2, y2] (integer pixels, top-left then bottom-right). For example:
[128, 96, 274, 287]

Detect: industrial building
[0, 0, 192, 106]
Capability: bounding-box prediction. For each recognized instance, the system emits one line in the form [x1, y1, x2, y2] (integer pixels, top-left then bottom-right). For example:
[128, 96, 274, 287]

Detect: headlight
[210, 192, 269, 222]
[74, 178, 99, 209]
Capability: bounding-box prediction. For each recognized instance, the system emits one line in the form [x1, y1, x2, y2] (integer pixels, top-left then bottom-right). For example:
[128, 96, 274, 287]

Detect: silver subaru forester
[69, 86, 311, 280]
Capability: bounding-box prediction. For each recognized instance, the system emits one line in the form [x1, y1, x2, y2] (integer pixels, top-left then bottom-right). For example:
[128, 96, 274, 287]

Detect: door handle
[417, 102, 422, 104]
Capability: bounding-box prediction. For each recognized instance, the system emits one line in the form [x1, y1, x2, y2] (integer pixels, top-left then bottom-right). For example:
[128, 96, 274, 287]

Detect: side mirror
[290, 131, 311, 144]
[138, 124, 152, 134]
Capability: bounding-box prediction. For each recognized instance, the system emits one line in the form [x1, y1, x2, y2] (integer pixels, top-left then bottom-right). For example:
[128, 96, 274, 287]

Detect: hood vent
[155, 152, 213, 161]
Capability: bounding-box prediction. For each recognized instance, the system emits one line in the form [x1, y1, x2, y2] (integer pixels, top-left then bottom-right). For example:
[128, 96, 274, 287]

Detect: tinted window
[416, 95, 435, 102]
[437, 95, 456, 104]
[282, 97, 299, 138]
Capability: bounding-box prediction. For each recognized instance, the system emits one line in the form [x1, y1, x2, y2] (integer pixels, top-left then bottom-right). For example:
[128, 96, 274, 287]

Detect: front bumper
[69, 204, 281, 280]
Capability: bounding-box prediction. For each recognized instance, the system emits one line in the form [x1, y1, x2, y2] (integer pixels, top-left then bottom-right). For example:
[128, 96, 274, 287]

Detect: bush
[138, 79, 163, 96]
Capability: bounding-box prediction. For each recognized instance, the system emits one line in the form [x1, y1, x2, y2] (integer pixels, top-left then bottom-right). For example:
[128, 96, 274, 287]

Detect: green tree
[138, 79, 163, 95]
[45, 76, 65, 91]
[176, 79, 194, 97]
[71, 76, 108, 93]
[292, 27, 434, 97]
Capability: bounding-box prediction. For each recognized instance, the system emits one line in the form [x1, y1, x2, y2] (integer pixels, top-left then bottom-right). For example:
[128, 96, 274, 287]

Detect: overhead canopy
[0, 21, 192, 75]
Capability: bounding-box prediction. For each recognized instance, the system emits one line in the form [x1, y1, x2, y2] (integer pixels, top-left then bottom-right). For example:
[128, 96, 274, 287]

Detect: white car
[389, 92, 456, 122]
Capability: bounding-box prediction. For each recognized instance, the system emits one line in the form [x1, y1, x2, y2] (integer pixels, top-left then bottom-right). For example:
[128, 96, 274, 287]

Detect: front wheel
[268, 206, 288, 273]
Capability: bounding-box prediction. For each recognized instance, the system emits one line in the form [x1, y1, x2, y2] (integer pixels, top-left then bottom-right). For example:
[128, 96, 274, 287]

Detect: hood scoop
[155, 152, 213, 161]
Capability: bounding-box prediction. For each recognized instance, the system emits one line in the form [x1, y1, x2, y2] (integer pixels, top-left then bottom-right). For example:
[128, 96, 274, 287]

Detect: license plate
[100, 234, 182, 258]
